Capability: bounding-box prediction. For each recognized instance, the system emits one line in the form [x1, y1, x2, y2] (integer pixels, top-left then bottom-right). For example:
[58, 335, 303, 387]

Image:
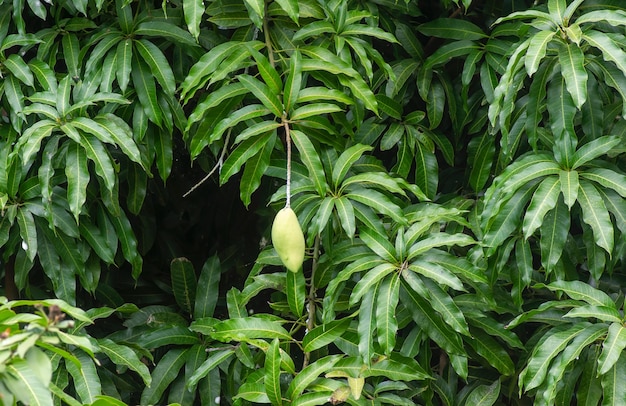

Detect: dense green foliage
[3, 0, 626, 404]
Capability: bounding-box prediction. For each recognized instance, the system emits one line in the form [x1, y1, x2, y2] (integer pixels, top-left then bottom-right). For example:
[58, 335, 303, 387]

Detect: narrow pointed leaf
[558, 41, 587, 108]
[578, 180, 613, 254]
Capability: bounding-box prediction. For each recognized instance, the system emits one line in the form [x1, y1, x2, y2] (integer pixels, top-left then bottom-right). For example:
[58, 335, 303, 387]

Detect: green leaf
[540, 280, 615, 308]
[584, 30, 626, 82]
[115, 39, 132, 92]
[539, 198, 570, 272]
[559, 170, 579, 209]
[187, 349, 234, 388]
[290, 103, 343, 121]
[364, 355, 430, 381]
[468, 131, 495, 192]
[465, 380, 501, 406]
[135, 326, 199, 349]
[17, 207, 37, 262]
[520, 323, 589, 391]
[286, 355, 342, 399]
[170, 257, 197, 315]
[359, 227, 396, 262]
[581, 167, 626, 198]
[601, 352, 626, 405]
[422, 277, 470, 336]
[134, 39, 176, 96]
[358, 288, 376, 364]
[107, 209, 141, 278]
[135, 21, 198, 48]
[350, 263, 397, 306]
[274, 0, 299, 23]
[564, 305, 621, 323]
[286, 268, 305, 318]
[210, 316, 292, 342]
[331, 144, 372, 189]
[303, 318, 351, 353]
[598, 322, 626, 375]
[417, 18, 486, 40]
[183, 0, 204, 41]
[283, 49, 302, 113]
[346, 187, 406, 225]
[523, 176, 560, 238]
[66, 350, 101, 404]
[558, 41, 587, 109]
[221, 131, 275, 185]
[538, 322, 605, 405]
[5, 359, 53, 406]
[578, 180, 613, 254]
[571, 136, 621, 169]
[376, 273, 400, 355]
[210, 104, 271, 146]
[238, 74, 283, 117]
[132, 56, 162, 127]
[5, 54, 34, 87]
[194, 255, 221, 319]
[265, 338, 282, 406]
[424, 40, 481, 69]
[525, 30, 555, 76]
[98, 338, 151, 386]
[469, 329, 515, 376]
[400, 275, 466, 356]
[334, 196, 356, 238]
[290, 129, 328, 196]
[406, 233, 475, 262]
[65, 142, 89, 222]
[140, 348, 189, 405]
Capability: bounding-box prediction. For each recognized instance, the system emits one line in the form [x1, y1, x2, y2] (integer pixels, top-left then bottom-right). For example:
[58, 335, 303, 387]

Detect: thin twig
[183, 130, 231, 198]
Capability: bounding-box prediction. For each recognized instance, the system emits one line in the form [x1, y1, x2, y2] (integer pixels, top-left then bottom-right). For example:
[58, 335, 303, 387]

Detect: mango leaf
[598, 322, 626, 375]
[286, 355, 342, 399]
[601, 352, 626, 405]
[303, 318, 351, 353]
[578, 180, 613, 254]
[5, 359, 53, 406]
[557, 41, 587, 109]
[469, 330, 515, 376]
[187, 349, 235, 388]
[465, 379, 501, 406]
[17, 206, 37, 262]
[98, 338, 151, 386]
[194, 255, 221, 319]
[581, 167, 626, 198]
[523, 176, 560, 239]
[400, 275, 466, 356]
[210, 316, 292, 342]
[559, 170, 579, 209]
[65, 142, 89, 222]
[520, 323, 589, 392]
[417, 18, 486, 40]
[66, 350, 101, 404]
[134, 39, 176, 96]
[265, 339, 282, 406]
[141, 348, 189, 405]
[364, 355, 430, 381]
[183, 0, 204, 41]
[539, 198, 569, 272]
[170, 257, 197, 315]
[221, 131, 276, 185]
[538, 322, 606, 405]
[238, 74, 283, 117]
[375, 273, 400, 355]
[286, 268, 305, 318]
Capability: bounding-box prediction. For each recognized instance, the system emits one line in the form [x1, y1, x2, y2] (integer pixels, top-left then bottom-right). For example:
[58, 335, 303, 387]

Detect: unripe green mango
[271, 207, 305, 273]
